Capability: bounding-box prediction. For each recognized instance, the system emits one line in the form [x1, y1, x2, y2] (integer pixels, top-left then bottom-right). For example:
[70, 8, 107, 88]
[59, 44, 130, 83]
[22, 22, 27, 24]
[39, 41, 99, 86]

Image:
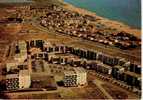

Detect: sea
[64, 0, 141, 29]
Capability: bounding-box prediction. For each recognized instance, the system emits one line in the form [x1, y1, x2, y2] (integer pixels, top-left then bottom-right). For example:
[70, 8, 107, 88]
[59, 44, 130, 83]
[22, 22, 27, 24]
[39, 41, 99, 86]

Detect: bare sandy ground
[63, 2, 141, 38]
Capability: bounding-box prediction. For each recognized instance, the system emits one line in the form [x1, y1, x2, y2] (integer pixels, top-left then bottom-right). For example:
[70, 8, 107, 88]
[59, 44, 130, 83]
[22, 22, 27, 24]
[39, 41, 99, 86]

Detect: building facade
[63, 67, 87, 87]
[6, 70, 31, 90]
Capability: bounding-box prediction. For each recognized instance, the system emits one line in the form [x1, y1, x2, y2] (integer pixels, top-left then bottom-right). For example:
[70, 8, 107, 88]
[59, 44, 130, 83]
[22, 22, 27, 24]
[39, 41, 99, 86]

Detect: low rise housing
[84, 60, 112, 75]
[129, 63, 141, 74]
[27, 40, 44, 50]
[48, 53, 61, 64]
[31, 52, 48, 60]
[96, 61, 112, 75]
[97, 53, 119, 66]
[112, 65, 125, 80]
[71, 48, 97, 60]
[43, 42, 66, 54]
[123, 71, 141, 90]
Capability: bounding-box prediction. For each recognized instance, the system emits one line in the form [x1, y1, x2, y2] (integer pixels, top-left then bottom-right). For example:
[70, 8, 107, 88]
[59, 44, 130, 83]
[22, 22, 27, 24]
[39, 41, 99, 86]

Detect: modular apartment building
[63, 67, 87, 87]
[6, 70, 31, 90]
[14, 41, 27, 63]
[24, 40, 141, 90]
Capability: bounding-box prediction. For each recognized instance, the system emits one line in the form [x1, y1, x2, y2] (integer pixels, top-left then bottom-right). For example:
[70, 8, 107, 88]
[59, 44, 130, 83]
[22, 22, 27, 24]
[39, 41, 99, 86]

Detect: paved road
[6, 90, 59, 96]
[92, 79, 113, 99]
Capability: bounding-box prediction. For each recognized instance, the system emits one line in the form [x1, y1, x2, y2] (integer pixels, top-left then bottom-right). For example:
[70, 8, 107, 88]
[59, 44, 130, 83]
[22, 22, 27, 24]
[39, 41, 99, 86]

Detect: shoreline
[61, 1, 141, 38]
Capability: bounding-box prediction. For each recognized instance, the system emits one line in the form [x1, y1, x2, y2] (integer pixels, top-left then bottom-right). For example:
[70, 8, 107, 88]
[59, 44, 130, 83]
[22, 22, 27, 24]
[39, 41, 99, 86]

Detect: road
[92, 80, 113, 99]
[6, 90, 58, 95]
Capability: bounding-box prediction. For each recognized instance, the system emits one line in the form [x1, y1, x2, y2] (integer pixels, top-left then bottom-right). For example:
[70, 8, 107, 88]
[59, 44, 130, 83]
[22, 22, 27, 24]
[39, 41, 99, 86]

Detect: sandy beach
[62, 2, 141, 38]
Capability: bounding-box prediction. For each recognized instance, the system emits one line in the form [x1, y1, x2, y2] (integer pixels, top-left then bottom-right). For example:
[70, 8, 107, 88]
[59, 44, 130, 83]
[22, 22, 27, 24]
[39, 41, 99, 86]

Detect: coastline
[61, 1, 141, 38]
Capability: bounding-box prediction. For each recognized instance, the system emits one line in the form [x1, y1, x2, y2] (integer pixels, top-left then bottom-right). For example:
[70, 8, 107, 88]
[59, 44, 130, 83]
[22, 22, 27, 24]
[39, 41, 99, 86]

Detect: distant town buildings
[5, 4, 140, 50]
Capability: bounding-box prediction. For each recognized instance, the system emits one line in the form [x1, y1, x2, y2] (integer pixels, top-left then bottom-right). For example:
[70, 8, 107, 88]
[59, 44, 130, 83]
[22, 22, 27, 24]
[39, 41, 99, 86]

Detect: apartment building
[6, 70, 31, 90]
[63, 67, 87, 87]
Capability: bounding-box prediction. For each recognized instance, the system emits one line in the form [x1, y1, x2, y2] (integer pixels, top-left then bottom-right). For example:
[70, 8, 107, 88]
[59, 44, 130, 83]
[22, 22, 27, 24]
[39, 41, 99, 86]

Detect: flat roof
[6, 74, 19, 79]
[64, 70, 76, 76]
[114, 65, 124, 69]
[19, 70, 30, 76]
[6, 59, 18, 64]
[96, 61, 112, 69]
[124, 71, 141, 78]
[44, 41, 53, 47]
[74, 67, 86, 73]
[50, 53, 80, 59]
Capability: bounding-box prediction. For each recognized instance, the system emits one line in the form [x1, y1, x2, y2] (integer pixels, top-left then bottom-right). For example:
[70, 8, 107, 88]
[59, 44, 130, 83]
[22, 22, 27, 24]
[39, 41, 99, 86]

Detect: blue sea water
[64, 0, 141, 29]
